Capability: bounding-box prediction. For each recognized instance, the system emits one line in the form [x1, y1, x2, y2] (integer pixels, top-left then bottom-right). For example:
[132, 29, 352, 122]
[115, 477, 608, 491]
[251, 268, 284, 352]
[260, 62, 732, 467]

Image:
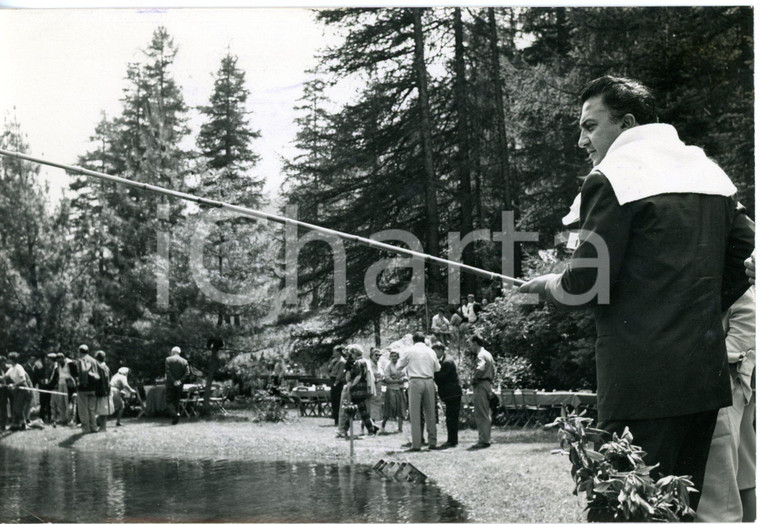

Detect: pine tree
[197, 52, 262, 207]
[195, 50, 267, 328]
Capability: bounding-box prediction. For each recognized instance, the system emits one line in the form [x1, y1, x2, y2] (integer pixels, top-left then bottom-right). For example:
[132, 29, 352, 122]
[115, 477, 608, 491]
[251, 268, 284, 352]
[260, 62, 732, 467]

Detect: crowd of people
[0, 344, 138, 433]
[326, 328, 495, 452]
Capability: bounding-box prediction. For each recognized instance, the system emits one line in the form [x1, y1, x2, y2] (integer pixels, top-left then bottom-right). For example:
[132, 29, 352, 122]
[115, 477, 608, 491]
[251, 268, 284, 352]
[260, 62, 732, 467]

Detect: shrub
[547, 414, 696, 522]
[475, 276, 597, 391]
[247, 390, 290, 423]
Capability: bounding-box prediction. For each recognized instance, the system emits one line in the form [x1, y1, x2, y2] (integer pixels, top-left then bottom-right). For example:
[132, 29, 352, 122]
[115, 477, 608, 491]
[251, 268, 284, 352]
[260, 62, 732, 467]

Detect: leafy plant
[547, 414, 696, 522]
[247, 390, 290, 423]
[496, 354, 536, 389]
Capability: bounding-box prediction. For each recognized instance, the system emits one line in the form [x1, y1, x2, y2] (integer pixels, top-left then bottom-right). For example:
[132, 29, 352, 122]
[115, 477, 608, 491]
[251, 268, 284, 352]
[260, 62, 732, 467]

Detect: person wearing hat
[49, 352, 77, 426]
[110, 367, 136, 427]
[76, 344, 100, 434]
[165, 346, 189, 425]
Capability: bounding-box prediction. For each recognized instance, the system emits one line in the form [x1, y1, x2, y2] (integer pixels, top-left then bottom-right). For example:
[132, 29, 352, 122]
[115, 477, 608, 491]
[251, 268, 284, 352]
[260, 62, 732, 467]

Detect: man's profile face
[578, 95, 627, 166]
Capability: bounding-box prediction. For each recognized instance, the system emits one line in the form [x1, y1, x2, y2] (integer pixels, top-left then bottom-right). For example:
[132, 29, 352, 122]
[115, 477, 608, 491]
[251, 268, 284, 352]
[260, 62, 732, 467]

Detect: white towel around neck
[594, 124, 736, 205]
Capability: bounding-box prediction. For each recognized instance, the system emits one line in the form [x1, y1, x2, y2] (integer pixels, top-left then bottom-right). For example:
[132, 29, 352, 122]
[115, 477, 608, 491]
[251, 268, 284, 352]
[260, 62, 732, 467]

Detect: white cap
[171, 346, 181, 355]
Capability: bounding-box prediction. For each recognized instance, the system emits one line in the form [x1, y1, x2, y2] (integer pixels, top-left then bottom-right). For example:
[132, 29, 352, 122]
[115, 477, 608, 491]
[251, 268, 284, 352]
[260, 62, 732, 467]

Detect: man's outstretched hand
[517, 274, 562, 301]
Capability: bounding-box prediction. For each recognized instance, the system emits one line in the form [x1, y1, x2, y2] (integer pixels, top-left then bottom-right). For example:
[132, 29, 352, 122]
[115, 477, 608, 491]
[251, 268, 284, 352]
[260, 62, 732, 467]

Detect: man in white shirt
[430, 308, 451, 344]
[397, 332, 441, 451]
[5, 352, 32, 430]
[463, 294, 478, 323]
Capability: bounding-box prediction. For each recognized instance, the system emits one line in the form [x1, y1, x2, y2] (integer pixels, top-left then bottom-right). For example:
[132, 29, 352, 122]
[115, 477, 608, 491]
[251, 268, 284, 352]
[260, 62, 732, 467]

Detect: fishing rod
[0, 385, 68, 396]
[0, 149, 526, 286]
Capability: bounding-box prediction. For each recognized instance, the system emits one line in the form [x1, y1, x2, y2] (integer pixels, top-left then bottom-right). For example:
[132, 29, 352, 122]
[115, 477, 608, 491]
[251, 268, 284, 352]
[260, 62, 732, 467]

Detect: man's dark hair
[469, 334, 485, 347]
[580, 76, 657, 125]
[432, 342, 445, 352]
[412, 332, 425, 343]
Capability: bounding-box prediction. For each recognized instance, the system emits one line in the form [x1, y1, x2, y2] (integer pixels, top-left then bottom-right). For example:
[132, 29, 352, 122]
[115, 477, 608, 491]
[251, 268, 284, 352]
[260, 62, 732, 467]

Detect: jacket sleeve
[721, 200, 754, 311]
[724, 288, 756, 362]
[552, 172, 633, 308]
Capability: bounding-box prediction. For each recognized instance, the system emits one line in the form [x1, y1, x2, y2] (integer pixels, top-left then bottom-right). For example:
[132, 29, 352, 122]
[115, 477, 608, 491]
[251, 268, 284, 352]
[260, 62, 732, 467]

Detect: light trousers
[408, 378, 437, 449]
[697, 376, 756, 522]
[473, 381, 492, 445]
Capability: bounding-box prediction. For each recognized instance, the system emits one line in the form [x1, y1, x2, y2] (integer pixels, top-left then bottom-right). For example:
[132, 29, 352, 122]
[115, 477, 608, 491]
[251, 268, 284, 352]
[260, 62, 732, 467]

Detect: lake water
[0, 446, 467, 522]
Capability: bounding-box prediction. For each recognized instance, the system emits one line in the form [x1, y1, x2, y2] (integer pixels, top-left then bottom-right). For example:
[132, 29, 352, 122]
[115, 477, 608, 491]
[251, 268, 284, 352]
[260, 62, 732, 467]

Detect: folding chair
[179, 389, 200, 418]
[500, 388, 524, 427]
[520, 389, 549, 429]
[315, 388, 332, 418]
[208, 387, 229, 415]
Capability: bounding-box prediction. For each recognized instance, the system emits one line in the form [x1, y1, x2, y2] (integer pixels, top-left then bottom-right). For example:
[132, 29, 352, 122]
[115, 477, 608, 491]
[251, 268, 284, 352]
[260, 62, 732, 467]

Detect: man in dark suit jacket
[165, 346, 190, 425]
[519, 76, 754, 510]
[433, 342, 463, 448]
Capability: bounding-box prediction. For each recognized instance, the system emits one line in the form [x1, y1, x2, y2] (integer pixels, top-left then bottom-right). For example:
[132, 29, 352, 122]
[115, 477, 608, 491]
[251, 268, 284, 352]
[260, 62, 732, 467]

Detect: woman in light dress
[381, 350, 407, 433]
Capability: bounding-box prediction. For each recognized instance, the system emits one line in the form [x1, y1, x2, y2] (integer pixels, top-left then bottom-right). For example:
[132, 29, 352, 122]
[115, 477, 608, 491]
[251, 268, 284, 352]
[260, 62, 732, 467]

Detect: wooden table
[461, 390, 596, 409]
[290, 387, 332, 417]
[143, 384, 208, 417]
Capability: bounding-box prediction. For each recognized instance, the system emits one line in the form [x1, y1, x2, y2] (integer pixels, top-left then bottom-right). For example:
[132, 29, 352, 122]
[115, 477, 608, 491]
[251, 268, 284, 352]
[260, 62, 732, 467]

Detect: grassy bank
[0, 406, 584, 522]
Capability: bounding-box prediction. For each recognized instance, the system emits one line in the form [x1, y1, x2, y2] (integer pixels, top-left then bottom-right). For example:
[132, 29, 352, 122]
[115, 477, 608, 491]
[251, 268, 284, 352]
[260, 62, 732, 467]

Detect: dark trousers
[331, 382, 343, 425]
[166, 384, 183, 420]
[443, 396, 461, 445]
[0, 388, 9, 429]
[10, 389, 32, 427]
[39, 391, 52, 422]
[598, 409, 719, 512]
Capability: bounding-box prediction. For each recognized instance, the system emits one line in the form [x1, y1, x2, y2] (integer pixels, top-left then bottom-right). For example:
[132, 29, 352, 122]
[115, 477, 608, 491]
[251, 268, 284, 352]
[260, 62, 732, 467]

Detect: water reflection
[0, 446, 466, 522]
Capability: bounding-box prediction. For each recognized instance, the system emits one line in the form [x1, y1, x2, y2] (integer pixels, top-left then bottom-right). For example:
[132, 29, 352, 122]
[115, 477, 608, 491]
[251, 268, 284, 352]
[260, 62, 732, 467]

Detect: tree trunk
[411, 9, 441, 286]
[487, 7, 522, 278]
[454, 8, 476, 295]
[201, 348, 219, 416]
[374, 317, 381, 347]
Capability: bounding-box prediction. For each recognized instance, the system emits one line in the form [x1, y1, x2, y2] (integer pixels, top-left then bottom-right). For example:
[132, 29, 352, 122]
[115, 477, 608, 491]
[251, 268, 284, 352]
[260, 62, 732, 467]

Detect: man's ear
[621, 113, 637, 129]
